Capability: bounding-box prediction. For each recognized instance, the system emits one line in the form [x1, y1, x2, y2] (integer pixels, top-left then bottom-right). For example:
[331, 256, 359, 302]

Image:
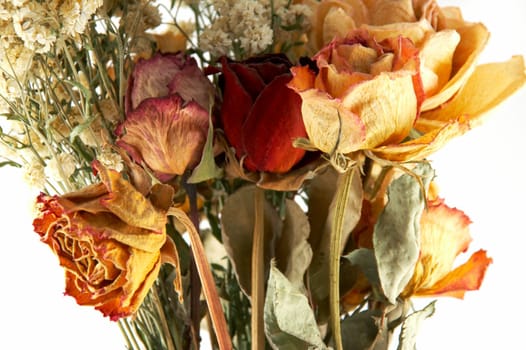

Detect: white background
[1, 1, 525, 349]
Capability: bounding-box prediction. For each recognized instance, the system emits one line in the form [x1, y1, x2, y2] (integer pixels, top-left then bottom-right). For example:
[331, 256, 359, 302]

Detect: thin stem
[186, 180, 203, 349]
[251, 187, 265, 350]
[168, 207, 232, 350]
[152, 287, 176, 350]
[329, 168, 356, 350]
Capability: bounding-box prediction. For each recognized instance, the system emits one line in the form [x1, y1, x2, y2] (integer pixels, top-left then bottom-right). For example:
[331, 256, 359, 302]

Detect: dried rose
[289, 30, 423, 156]
[117, 52, 214, 181]
[296, 0, 525, 161]
[402, 198, 492, 298]
[32, 161, 174, 320]
[219, 54, 308, 174]
[342, 195, 492, 309]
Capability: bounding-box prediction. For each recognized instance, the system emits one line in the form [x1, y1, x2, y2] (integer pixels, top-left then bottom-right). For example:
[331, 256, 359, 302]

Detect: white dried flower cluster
[200, 0, 273, 57]
[22, 160, 46, 189]
[45, 152, 77, 183]
[199, 0, 311, 58]
[0, 0, 103, 110]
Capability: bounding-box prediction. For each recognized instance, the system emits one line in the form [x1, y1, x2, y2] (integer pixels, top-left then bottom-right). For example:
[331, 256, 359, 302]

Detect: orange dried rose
[296, 0, 526, 161]
[32, 161, 175, 320]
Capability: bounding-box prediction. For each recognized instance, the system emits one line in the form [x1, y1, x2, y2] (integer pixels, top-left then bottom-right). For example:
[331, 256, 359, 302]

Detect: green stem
[251, 187, 265, 350]
[329, 168, 356, 350]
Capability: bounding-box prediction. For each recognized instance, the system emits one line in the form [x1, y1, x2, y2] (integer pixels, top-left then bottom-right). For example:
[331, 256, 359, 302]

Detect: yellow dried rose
[32, 161, 176, 320]
[292, 0, 525, 162]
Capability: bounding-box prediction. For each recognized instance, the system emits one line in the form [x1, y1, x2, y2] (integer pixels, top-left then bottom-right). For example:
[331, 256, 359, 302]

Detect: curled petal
[242, 75, 307, 173]
[127, 53, 187, 112]
[421, 56, 526, 125]
[415, 250, 492, 298]
[117, 95, 209, 181]
[422, 22, 489, 111]
[372, 117, 471, 161]
[419, 30, 461, 96]
[298, 89, 366, 154]
[371, 0, 416, 25]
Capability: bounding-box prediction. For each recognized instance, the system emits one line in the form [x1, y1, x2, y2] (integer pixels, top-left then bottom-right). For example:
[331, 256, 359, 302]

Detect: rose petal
[168, 62, 215, 111]
[364, 18, 434, 46]
[414, 250, 492, 298]
[95, 161, 169, 234]
[242, 75, 307, 173]
[419, 29, 461, 96]
[402, 199, 476, 297]
[372, 117, 470, 161]
[117, 94, 209, 180]
[341, 72, 418, 148]
[127, 53, 187, 111]
[298, 89, 366, 154]
[219, 57, 257, 156]
[371, 0, 416, 25]
[421, 22, 489, 111]
[420, 55, 526, 125]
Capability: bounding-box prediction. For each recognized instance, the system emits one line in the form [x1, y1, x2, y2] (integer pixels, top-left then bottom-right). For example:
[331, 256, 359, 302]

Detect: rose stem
[251, 187, 265, 350]
[330, 168, 356, 350]
[167, 207, 232, 350]
[184, 180, 203, 348]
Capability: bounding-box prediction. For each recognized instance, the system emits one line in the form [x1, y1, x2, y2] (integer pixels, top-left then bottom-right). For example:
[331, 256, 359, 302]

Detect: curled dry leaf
[373, 162, 433, 304]
[221, 186, 313, 295]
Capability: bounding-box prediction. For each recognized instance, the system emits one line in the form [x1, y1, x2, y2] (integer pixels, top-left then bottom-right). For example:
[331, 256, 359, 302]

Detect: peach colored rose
[289, 30, 424, 163]
[295, 0, 525, 161]
[32, 161, 175, 320]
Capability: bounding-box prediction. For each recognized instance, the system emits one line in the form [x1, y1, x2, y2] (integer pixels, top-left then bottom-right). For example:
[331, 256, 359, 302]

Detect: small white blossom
[45, 152, 77, 182]
[97, 149, 124, 172]
[23, 160, 46, 189]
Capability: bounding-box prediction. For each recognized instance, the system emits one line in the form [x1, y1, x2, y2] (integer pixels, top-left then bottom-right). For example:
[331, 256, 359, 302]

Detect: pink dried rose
[117, 52, 214, 182]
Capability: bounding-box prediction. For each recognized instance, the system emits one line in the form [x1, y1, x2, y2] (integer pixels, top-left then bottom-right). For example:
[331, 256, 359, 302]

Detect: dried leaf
[188, 115, 222, 183]
[373, 163, 433, 304]
[220, 185, 282, 295]
[343, 248, 380, 288]
[160, 236, 184, 304]
[264, 265, 327, 350]
[397, 301, 436, 350]
[341, 309, 386, 350]
[274, 199, 313, 289]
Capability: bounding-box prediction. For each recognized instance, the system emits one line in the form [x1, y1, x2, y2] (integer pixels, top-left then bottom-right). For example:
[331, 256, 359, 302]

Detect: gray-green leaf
[264, 265, 327, 350]
[373, 163, 434, 304]
[397, 301, 436, 350]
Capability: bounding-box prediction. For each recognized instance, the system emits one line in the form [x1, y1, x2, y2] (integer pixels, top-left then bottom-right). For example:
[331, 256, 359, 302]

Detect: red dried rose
[219, 54, 308, 174]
